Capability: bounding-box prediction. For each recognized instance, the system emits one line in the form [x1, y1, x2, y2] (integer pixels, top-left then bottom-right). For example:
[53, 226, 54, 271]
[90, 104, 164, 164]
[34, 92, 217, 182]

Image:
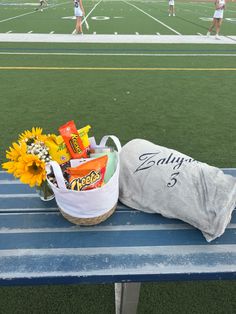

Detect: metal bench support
[115, 282, 141, 314]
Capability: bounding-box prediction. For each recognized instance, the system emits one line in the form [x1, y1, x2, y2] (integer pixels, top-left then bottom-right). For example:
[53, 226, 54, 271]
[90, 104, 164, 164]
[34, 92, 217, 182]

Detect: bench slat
[1, 222, 236, 245]
[0, 246, 235, 283]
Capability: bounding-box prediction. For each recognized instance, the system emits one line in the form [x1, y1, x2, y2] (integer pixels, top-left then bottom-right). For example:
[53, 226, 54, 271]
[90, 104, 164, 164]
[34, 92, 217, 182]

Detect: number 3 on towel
[167, 172, 179, 188]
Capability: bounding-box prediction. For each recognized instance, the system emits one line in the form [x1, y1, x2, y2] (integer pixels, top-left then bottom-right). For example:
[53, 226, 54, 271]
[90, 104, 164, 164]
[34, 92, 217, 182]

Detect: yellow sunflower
[5, 141, 27, 161]
[2, 141, 27, 177]
[2, 161, 20, 177]
[18, 127, 48, 144]
[17, 153, 46, 187]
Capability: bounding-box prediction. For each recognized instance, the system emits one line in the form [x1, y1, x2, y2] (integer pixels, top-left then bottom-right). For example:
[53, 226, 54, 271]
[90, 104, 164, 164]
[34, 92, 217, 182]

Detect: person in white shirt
[72, 0, 85, 35]
[207, 0, 226, 39]
[168, 0, 175, 17]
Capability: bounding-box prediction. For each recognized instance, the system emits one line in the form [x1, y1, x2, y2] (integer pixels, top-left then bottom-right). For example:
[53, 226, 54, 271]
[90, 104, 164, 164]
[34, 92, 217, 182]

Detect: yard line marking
[0, 3, 38, 6]
[0, 1, 70, 23]
[123, 0, 181, 35]
[83, 0, 102, 25]
[0, 10, 37, 23]
[0, 52, 236, 57]
[1, 67, 236, 71]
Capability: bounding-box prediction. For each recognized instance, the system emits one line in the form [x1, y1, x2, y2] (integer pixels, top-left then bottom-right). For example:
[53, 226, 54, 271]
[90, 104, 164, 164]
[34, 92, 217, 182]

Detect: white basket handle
[47, 161, 67, 190]
[99, 135, 122, 153]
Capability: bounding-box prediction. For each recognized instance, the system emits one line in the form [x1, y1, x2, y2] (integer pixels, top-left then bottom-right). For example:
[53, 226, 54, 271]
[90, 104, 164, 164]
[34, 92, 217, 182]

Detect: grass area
[1, 43, 236, 167]
[0, 280, 236, 314]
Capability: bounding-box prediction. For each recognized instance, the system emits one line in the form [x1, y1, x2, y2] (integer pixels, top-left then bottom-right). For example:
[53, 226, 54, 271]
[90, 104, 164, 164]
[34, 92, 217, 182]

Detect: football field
[0, 1, 236, 314]
[0, 0, 236, 36]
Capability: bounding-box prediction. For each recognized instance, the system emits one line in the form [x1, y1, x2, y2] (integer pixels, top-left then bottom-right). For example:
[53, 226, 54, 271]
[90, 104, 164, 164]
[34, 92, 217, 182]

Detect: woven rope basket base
[59, 204, 117, 225]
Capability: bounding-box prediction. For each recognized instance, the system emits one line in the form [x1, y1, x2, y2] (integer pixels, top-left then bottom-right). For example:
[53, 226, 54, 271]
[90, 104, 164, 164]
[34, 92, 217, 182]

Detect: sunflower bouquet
[2, 127, 54, 200]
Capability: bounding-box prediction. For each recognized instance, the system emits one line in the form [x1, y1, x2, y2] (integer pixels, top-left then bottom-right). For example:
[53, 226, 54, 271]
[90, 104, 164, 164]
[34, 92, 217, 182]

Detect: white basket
[47, 135, 121, 225]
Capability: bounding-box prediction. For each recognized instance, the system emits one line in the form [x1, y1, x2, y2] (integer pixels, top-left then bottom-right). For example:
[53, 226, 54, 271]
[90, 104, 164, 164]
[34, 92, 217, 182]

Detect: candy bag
[59, 120, 88, 159]
[45, 134, 71, 165]
[66, 155, 108, 191]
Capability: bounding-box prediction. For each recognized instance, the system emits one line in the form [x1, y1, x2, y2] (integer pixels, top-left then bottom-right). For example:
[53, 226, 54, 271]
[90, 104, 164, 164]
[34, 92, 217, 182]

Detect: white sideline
[0, 33, 236, 44]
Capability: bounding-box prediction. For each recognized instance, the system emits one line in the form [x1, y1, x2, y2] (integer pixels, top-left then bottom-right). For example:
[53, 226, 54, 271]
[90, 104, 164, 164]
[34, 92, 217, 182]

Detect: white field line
[123, 0, 181, 35]
[0, 52, 236, 57]
[0, 33, 235, 44]
[0, 3, 37, 6]
[0, 1, 70, 23]
[82, 0, 102, 25]
[0, 9, 39, 23]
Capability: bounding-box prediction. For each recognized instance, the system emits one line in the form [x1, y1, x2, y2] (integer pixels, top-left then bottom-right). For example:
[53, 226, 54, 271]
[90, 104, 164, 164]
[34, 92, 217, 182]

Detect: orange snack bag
[66, 155, 108, 191]
[59, 120, 88, 159]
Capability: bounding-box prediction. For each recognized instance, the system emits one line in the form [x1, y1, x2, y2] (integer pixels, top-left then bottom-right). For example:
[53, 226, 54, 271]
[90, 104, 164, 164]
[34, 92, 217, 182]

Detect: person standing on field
[72, 0, 85, 35]
[35, 0, 48, 12]
[207, 0, 226, 39]
[168, 0, 175, 16]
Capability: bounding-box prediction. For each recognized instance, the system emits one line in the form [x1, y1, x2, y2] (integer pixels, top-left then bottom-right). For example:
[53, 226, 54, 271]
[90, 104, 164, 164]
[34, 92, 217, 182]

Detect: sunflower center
[29, 162, 41, 174]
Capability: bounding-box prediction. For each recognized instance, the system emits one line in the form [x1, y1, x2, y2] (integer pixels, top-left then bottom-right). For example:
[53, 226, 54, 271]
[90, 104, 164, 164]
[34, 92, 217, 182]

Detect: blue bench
[0, 169, 236, 314]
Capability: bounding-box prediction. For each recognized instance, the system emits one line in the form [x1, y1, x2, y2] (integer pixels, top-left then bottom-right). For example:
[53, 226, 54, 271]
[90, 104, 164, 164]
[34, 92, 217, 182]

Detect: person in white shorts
[72, 0, 85, 35]
[207, 0, 226, 39]
[168, 0, 175, 17]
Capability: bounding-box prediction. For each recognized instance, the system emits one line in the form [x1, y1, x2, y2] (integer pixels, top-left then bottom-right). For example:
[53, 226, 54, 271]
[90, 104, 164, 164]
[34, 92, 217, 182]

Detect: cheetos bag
[119, 139, 236, 241]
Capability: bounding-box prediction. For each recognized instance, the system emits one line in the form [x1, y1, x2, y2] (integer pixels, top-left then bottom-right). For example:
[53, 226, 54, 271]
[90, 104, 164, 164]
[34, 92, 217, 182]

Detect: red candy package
[59, 120, 88, 159]
[65, 155, 108, 191]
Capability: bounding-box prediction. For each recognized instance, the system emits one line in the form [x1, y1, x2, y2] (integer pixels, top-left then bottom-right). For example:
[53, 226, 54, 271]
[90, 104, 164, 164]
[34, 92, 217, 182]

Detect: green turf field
[0, 1, 236, 313]
[0, 42, 236, 166]
[0, 0, 236, 35]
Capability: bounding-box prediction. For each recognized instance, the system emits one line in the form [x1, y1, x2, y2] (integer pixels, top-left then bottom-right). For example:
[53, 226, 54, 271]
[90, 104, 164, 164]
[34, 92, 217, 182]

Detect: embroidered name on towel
[135, 152, 197, 188]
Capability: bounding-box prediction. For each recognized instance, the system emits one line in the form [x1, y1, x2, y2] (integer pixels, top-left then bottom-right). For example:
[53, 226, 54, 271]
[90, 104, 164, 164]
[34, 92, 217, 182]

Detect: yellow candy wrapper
[45, 134, 71, 165]
[77, 125, 91, 150]
[46, 125, 91, 164]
